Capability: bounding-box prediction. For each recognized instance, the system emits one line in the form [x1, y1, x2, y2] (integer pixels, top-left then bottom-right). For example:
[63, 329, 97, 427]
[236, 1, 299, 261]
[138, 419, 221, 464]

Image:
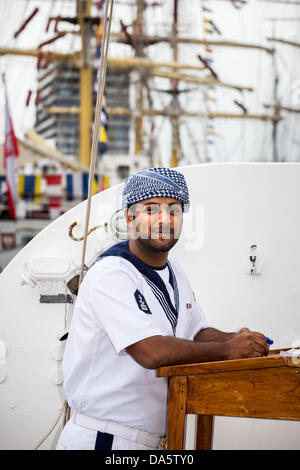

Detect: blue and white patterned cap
[122, 167, 190, 212]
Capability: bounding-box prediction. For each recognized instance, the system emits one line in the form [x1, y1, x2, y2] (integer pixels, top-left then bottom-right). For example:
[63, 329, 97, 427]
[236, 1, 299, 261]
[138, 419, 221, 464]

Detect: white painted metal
[0, 162, 300, 450]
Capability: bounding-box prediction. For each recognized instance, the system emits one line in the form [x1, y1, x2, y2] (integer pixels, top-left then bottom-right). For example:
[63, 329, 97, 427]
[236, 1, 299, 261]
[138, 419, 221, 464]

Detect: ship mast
[77, 0, 93, 167]
[170, 0, 181, 168]
[0, 1, 284, 170]
[134, 0, 146, 157]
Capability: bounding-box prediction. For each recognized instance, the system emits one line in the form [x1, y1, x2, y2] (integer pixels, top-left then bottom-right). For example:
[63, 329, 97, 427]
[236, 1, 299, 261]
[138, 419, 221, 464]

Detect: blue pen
[265, 336, 273, 345]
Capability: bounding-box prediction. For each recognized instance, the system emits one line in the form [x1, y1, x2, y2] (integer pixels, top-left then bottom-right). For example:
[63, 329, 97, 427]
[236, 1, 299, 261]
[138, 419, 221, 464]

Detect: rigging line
[200, 1, 212, 163]
[182, 121, 203, 164]
[79, 0, 115, 286]
[273, 18, 300, 161]
[46, 0, 57, 34]
[257, 119, 270, 162]
[254, 38, 270, 162]
[33, 400, 69, 450]
[283, 30, 300, 160]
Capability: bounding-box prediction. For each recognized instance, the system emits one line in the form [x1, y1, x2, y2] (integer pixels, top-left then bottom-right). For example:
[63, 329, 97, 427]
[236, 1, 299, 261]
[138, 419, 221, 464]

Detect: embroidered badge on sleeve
[134, 289, 152, 314]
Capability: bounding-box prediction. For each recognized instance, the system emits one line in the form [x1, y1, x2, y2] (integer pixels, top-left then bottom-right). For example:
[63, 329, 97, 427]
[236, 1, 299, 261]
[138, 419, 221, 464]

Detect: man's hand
[225, 327, 269, 360]
[126, 328, 270, 369]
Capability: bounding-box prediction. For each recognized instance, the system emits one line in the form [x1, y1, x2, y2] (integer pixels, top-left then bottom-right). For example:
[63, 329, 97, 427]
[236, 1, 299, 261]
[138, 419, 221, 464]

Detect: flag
[99, 123, 108, 155]
[3, 78, 19, 220]
[44, 174, 63, 196]
[44, 174, 62, 219]
[82, 172, 98, 199]
[99, 96, 109, 155]
[18, 174, 42, 203]
[100, 174, 109, 191]
[96, 22, 103, 60]
[0, 175, 6, 203]
[94, 20, 109, 156]
[66, 173, 99, 201]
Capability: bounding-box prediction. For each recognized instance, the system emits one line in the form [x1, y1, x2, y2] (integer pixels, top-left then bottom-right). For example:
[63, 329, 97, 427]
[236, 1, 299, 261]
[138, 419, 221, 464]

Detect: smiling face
[125, 197, 183, 253]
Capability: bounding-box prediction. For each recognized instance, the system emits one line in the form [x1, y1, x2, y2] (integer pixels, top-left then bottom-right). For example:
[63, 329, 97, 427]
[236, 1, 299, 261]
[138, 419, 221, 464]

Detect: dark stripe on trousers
[94, 431, 114, 450]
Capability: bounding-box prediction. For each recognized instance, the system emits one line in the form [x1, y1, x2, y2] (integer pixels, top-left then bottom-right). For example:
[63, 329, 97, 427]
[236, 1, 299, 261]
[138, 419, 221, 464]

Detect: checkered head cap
[122, 167, 190, 212]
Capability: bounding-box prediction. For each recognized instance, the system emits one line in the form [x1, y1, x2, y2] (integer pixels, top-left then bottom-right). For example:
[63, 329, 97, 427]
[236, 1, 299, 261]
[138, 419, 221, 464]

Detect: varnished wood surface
[157, 351, 299, 378]
[167, 376, 187, 450]
[187, 366, 300, 420]
[159, 349, 300, 450]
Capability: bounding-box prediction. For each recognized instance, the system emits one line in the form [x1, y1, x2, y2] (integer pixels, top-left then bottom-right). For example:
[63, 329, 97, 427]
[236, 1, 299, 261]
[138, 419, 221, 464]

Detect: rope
[79, 0, 115, 286]
[33, 400, 68, 450]
[34, 1, 115, 449]
[58, 0, 115, 442]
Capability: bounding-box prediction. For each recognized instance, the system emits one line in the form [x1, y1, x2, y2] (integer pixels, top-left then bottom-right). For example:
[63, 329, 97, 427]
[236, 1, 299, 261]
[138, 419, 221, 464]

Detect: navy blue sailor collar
[93, 241, 179, 335]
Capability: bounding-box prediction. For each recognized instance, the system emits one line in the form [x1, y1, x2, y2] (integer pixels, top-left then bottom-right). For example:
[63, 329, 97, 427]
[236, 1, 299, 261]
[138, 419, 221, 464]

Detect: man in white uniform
[57, 167, 269, 450]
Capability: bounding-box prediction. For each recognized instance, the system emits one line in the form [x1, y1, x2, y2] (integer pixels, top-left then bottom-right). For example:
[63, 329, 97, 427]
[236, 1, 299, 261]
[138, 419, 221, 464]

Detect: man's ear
[124, 208, 130, 224]
[125, 207, 135, 225]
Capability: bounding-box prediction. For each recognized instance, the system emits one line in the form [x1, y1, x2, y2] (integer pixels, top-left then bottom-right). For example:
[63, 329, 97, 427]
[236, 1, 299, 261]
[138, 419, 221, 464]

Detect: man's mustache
[151, 226, 174, 234]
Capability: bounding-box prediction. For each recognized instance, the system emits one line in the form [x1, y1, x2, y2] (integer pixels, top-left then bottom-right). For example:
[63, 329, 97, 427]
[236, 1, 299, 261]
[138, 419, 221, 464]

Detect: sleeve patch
[134, 289, 152, 314]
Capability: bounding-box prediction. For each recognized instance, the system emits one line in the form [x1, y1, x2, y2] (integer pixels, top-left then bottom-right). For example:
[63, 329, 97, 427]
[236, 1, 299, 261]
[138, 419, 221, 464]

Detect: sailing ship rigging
[0, 0, 300, 263]
[1, 0, 298, 164]
[0, 0, 300, 451]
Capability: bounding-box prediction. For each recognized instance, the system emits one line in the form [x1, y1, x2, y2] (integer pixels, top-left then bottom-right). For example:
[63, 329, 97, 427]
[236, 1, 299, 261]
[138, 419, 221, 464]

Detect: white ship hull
[0, 162, 300, 450]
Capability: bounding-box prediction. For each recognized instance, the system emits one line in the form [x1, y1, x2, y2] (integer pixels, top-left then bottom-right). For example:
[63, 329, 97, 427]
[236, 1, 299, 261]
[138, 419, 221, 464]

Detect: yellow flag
[99, 124, 107, 144]
[18, 174, 25, 199]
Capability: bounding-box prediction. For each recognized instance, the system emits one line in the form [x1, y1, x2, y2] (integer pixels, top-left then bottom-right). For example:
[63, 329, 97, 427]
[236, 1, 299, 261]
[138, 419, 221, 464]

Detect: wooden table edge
[156, 351, 300, 378]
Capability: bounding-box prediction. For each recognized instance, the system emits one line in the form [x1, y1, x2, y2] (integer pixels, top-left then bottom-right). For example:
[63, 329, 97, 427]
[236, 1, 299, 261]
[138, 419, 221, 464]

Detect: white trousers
[56, 413, 157, 451]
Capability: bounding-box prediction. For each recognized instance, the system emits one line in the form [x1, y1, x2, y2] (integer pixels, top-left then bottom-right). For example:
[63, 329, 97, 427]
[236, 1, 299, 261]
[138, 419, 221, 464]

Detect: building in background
[34, 63, 139, 186]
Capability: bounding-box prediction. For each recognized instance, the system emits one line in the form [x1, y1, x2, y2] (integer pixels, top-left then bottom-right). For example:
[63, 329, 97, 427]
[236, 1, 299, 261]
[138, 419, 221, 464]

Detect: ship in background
[1, 0, 300, 451]
[0, 0, 300, 270]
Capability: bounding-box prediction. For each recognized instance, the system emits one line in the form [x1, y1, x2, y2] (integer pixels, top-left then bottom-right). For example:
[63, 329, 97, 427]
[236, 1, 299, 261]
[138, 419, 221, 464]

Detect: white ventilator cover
[0, 162, 300, 450]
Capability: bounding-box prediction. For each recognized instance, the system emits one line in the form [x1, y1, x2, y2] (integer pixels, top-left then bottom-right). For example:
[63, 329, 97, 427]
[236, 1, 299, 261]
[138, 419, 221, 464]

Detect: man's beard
[135, 226, 181, 253]
[136, 236, 179, 253]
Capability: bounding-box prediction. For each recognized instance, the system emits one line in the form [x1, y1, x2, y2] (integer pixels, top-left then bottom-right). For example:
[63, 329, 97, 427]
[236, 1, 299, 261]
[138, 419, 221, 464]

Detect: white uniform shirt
[62, 254, 209, 435]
